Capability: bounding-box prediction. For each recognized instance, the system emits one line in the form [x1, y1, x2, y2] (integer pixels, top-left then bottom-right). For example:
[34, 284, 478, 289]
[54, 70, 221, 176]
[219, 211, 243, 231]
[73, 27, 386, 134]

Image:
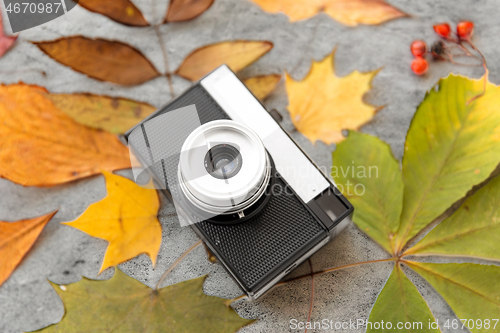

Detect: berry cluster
[410, 21, 485, 76]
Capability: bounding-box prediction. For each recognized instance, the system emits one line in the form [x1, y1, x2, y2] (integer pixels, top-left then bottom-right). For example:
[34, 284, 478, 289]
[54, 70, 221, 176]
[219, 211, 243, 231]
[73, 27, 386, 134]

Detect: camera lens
[204, 144, 242, 179]
[178, 120, 271, 216]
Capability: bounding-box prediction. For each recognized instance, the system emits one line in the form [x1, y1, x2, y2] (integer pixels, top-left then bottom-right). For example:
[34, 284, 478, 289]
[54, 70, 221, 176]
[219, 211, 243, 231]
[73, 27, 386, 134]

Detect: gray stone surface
[0, 0, 497, 332]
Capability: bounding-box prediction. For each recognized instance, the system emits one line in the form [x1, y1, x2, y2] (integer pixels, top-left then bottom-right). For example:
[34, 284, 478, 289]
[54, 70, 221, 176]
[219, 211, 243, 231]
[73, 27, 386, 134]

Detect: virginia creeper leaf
[249, 0, 407, 26]
[332, 131, 403, 254]
[286, 51, 380, 144]
[45, 93, 156, 134]
[62, 171, 161, 272]
[0, 212, 56, 286]
[367, 264, 440, 333]
[175, 41, 273, 81]
[164, 0, 215, 23]
[35, 269, 253, 332]
[407, 262, 500, 333]
[0, 84, 133, 186]
[0, 12, 16, 58]
[406, 174, 500, 260]
[78, 0, 149, 26]
[242, 74, 281, 100]
[35, 37, 160, 85]
[396, 75, 500, 252]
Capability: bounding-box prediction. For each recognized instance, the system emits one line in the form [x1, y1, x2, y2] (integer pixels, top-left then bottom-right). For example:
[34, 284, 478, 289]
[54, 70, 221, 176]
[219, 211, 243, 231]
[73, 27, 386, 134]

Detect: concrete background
[0, 0, 497, 332]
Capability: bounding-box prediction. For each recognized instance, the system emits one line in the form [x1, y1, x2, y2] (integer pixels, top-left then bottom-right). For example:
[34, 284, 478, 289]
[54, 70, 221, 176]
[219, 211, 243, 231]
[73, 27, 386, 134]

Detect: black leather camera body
[125, 65, 353, 300]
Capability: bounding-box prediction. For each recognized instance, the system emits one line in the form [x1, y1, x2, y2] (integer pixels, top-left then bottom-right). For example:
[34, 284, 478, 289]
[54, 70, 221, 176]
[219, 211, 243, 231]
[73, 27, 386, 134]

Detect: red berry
[457, 21, 474, 39]
[433, 23, 451, 37]
[411, 57, 429, 75]
[411, 40, 427, 57]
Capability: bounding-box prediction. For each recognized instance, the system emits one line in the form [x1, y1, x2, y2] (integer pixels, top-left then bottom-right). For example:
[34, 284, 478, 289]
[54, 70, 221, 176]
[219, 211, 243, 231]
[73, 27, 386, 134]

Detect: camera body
[125, 65, 353, 300]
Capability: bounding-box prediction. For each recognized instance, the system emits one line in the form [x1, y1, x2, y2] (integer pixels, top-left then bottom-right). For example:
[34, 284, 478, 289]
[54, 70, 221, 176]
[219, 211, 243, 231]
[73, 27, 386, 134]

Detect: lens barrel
[178, 120, 271, 216]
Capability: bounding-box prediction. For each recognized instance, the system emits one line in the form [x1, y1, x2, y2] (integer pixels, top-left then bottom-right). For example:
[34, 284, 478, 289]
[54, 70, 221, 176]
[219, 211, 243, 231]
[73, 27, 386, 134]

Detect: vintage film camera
[125, 65, 353, 300]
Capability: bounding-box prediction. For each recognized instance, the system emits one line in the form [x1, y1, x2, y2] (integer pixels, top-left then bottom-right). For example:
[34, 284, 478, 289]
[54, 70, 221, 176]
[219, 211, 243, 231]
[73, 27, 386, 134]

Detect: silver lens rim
[178, 120, 270, 215]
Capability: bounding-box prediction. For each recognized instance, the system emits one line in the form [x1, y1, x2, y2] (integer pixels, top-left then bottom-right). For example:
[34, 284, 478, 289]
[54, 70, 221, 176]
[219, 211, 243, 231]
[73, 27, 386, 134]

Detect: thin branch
[150, 0, 175, 99]
[0, 69, 46, 76]
[225, 257, 397, 306]
[277, 257, 396, 286]
[304, 259, 314, 333]
[154, 25, 175, 99]
[155, 239, 203, 290]
[464, 39, 488, 105]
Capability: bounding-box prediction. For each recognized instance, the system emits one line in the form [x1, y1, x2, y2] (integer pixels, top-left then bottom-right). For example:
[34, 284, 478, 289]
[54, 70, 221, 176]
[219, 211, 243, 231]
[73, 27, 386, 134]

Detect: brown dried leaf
[34, 37, 160, 85]
[78, 0, 149, 26]
[175, 41, 273, 81]
[165, 0, 215, 23]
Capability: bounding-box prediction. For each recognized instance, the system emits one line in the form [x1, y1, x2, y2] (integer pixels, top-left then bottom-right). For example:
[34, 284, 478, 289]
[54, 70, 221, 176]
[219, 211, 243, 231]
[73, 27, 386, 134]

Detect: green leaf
[406, 174, 500, 259]
[34, 269, 253, 332]
[367, 264, 440, 333]
[45, 93, 156, 135]
[332, 131, 403, 254]
[407, 262, 500, 333]
[396, 75, 500, 251]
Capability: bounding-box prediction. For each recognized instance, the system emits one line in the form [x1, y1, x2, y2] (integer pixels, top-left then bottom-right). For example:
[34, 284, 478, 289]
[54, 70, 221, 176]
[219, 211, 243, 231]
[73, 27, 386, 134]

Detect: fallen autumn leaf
[34, 269, 253, 332]
[0, 83, 134, 186]
[332, 74, 500, 331]
[175, 40, 273, 81]
[0, 211, 57, 286]
[45, 93, 156, 134]
[34, 37, 160, 85]
[78, 0, 149, 26]
[286, 50, 380, 144]
[164, 0, 215, 23]
[243, 74, 281, 100]
[249, 0, 407, 26]
[62, 171, 162, 273]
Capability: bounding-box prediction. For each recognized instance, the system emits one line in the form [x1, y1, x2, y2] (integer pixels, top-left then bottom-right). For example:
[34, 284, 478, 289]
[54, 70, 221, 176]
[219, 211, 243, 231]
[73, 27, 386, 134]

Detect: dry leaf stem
[154, 25, 175, 98]
[151, 0, 175, 98]
[441, 36, 488, 105]
[304, 259, 314, 333]
[155, 239, 203, 290]
[227, 257, 398, 305]
[277, 257, 397, 286]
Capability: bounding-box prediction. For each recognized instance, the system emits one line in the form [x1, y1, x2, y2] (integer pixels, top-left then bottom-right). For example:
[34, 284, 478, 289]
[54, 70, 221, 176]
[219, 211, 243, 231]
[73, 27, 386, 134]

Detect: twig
[225, 257, 397, 306]
[464, 39, 488, 105]
[154, 26, 175, 99]
[0, 69, 46, 76]
[304, 259, 314, 333]
[150, 0, 175, 99]
[276, 257, 396, 286]
[155, 239, 203, 290]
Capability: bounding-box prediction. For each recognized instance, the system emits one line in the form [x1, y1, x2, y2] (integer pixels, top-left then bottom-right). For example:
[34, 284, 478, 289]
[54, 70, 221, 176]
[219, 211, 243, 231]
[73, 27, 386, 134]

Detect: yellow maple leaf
[249, 0, 407, 26]
[286, 51, 380, 144]
[63, 171, 161, 272]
